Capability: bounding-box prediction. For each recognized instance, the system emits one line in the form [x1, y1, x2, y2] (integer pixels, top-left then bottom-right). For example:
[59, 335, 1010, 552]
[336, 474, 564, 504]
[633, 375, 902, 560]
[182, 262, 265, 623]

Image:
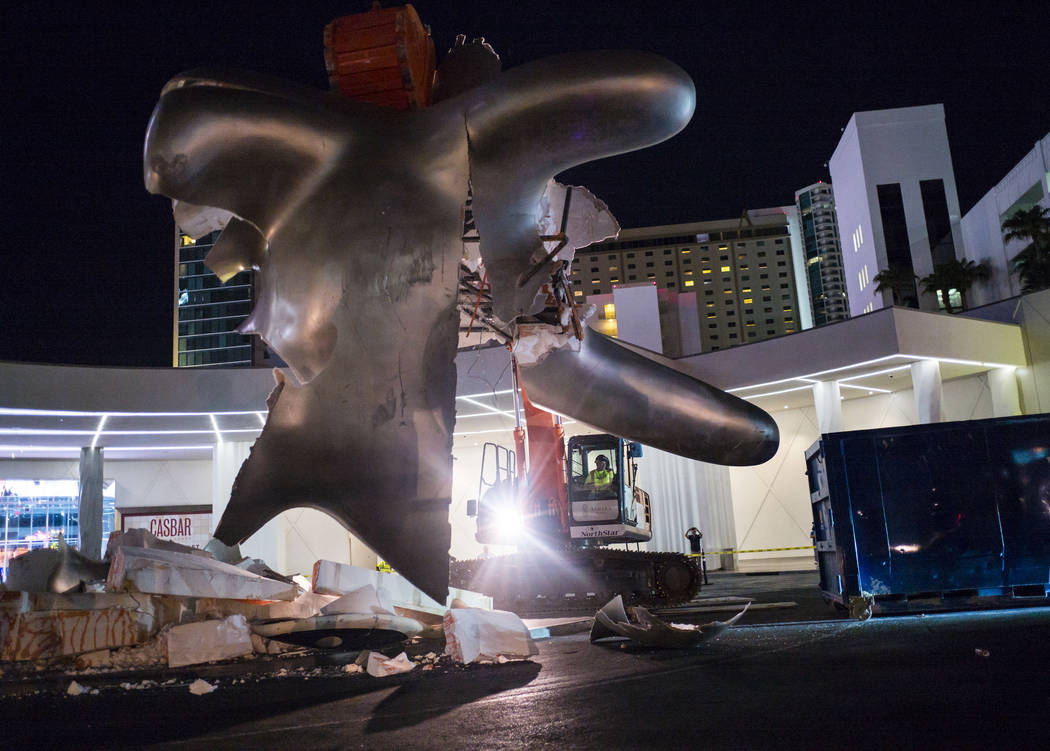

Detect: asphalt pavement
[5, 571, 1049, 749]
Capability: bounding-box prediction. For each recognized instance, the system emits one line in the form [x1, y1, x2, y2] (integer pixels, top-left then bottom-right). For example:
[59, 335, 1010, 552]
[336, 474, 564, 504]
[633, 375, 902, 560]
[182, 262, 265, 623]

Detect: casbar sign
[149, 516, 193, 537]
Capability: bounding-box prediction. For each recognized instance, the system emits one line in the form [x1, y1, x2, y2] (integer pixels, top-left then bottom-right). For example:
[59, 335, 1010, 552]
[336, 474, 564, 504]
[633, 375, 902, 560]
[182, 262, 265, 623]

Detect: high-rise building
[174, 231, 258, 368]
[795, 182, 849, 326]
[570, 211, 804, 353]
[829, 104, 964, 316]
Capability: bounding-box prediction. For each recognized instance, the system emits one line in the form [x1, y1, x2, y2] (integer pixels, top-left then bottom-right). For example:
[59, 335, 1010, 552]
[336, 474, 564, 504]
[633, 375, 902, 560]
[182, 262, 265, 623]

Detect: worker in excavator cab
[586, 455, 615, 489]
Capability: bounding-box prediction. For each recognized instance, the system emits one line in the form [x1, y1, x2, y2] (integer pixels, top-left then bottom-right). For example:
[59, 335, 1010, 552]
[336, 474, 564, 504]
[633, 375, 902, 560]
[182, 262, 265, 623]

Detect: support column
[211, 441, 252, 533]
[812, 381, 844, 434]
[988, 367, 1021, 417]
[211, 442, 288, 571]
[911, 359, 943, 424]
[78, 447, 104, 558]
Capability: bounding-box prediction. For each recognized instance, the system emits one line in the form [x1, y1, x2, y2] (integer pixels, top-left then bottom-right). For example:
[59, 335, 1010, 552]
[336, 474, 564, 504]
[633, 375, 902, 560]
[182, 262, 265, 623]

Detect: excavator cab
[566, 434, 651, 544]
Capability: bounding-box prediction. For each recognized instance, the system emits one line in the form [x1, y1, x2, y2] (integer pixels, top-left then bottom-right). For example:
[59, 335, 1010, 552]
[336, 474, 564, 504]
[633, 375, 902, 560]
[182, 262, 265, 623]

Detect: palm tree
[873, 267, 917, 307]
[1002, 205, 1050, 293]
[918, 259, 991, 313]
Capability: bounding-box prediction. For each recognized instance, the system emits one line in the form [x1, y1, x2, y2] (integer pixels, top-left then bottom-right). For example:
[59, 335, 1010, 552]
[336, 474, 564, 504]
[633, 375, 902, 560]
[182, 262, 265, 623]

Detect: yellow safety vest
[588, 468, 613, 485]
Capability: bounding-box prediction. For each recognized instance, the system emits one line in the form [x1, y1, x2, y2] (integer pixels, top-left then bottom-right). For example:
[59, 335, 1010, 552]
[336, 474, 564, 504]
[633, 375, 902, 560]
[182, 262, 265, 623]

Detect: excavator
[449, 368, 702, 616]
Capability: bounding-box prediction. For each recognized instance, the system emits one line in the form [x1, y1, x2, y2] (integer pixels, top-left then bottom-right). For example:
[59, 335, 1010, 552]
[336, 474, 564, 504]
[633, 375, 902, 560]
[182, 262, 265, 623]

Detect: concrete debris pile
[590, 595, 750, 648]
[443, 607, 539, 664]
[2, 547, 512, 676]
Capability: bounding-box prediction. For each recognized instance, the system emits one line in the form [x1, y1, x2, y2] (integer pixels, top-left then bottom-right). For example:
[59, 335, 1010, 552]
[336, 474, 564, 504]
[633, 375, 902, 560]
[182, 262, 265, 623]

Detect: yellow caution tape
[688, 545, 815, 556]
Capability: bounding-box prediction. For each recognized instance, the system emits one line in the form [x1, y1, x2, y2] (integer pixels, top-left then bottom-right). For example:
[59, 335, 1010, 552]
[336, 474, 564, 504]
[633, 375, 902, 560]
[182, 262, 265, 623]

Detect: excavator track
[449, 548, 702, 617]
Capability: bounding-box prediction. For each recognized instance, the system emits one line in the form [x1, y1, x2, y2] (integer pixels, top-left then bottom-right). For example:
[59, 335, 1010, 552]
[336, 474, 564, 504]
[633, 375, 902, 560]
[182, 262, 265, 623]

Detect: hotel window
[628, 264, 636, 269]
[681, 248, 691, 254]
[708, 323, 717, 329]
[573, 290, 583, 297]
[647, 273, 656, 278]
[775, 239, 784, 245]
[723, 289, 732, 294]
[627, 253, 635, 258]
[720, 265, 731, 272]
[743, 298, 752, 304]
[706, 312, 717, 318]
[757, 241, 765, 246]
[729, 334, 737, 339]
[645, 251, 654, 256]
[646, 262, 654, 268]
[590, 267, 599, 273]
[665, 260, 673, 266]
[628, 275, 637, 281]
[608, 254, 617, 260]
[589, 256, 597, 262]
[664, 249, 672, 255]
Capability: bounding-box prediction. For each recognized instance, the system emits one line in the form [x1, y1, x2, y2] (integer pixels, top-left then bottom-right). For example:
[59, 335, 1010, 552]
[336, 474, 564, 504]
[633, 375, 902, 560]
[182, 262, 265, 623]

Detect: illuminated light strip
[454, 419, 576, 438]
[836, 364, 913, 383]
[256, 412, 267, 426]
[928, 356, 1017, 369]
[91, 414, 107, 448]
[0, 407, 269, 418]
[0, 445, 215, 453]
[457, 396, 516, 419]
[453, 427, 518, 437]
[0, 428, 262, 437]
[836, 383, 892, 394]
[456, 389, 515, 400]
[209, 414, 223, 444]
[727, 355, 906, 393]
[741, 384, 816, 400]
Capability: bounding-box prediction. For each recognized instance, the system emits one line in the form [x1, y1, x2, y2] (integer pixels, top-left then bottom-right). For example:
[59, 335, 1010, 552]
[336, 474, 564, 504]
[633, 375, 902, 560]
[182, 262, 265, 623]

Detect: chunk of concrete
[366, 650, 415, 677]
[108, 546, 297, 601]
[195, 591, 336, 622]
[4, 542, 108, 594]
[167, 615, 253, 668]
[1, 607, 152, 662]
[590, 595, 749, 648]
[312, 560, 491, 613]
[320, 585, 394, 616]
[188, 678, 216, 695]
[106, 528, 211, 560]
[443, 608, 538, 664]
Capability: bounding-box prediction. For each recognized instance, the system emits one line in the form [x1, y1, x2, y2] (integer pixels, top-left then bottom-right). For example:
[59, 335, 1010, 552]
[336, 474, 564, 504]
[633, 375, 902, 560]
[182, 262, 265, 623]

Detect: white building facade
[960, 132, 1050, 306]
[829, 104, 965, 316]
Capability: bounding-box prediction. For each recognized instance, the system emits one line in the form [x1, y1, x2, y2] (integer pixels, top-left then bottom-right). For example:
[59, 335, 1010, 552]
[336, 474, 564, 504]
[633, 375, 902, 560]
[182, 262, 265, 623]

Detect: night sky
[2, 2, 1046, 367]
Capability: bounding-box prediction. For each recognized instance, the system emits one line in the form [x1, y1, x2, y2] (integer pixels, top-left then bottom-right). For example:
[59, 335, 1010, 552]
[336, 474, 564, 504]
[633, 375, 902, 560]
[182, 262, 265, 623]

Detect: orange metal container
[324, 3, 436, 110]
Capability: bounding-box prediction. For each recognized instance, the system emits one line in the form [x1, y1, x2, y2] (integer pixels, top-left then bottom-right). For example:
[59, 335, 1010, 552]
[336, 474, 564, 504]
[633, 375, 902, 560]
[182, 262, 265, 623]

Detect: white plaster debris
[108, 546, 297, 602]
[312, 559, 491, 612]
[535, 180, 620, 266]
[443, 608, 538, 664]
[366, 651, 416, 677]
[66, 680, 87, 696]
[188, 678, 216, 695]
[343, 663, 363, 674]
[167, 615, 253, 668]
[590, 595, 750, 648]
[320, 584, 395, 616]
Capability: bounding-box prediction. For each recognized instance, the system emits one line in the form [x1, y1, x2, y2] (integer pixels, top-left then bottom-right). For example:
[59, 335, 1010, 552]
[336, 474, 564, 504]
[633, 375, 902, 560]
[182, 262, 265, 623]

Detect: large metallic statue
[144, 36, 778, 603]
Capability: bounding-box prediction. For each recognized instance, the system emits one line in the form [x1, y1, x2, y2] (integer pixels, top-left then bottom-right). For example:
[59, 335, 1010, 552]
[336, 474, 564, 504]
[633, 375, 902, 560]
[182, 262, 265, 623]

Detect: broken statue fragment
[590, 595, 750, 648]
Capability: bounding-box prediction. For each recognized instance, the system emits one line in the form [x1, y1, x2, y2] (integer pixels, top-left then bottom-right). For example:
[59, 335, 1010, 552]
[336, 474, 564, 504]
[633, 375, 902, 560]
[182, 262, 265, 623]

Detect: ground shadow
[365, 660, 542, 733]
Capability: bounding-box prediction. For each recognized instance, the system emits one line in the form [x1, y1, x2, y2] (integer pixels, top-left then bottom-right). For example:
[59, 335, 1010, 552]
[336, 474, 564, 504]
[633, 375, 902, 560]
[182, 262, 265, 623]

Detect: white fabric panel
[637, 447, 734, 566]
[812, 381, 843, 434]
[910, 359, 943, 423]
